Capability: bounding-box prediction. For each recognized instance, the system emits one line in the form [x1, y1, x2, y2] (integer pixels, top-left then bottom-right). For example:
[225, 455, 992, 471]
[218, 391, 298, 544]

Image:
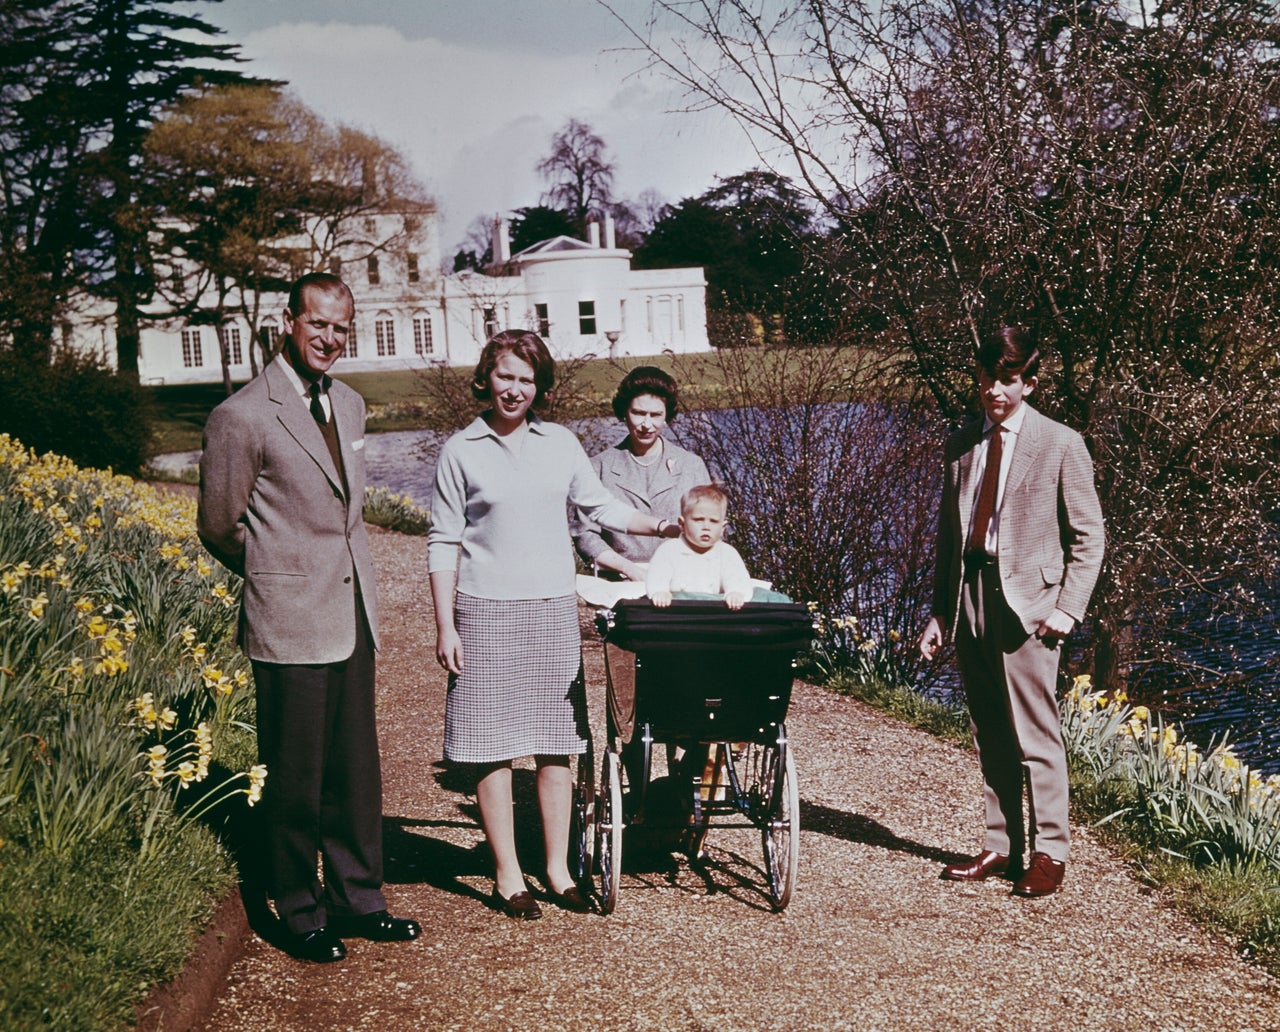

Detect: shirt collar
[464, 411, 548, 440]
[278, 356, 329, 400]
[982, 403, 1028, 436]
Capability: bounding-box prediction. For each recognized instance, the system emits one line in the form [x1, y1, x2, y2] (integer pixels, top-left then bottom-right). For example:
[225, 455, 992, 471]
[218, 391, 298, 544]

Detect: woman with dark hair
[575, 365, 711, 582]
[428, 331, 677, 920]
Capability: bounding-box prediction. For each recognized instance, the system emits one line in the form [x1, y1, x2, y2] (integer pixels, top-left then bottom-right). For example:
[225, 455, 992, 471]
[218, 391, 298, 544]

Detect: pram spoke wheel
[569, 746, 595, 883]
[595, 748, 623, 914]
[760, 739, 800, 911]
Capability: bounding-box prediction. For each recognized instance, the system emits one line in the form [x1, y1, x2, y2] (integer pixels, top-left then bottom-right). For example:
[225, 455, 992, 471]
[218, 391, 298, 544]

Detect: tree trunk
[113, 299, 140, 381]
[1093, 617, 1133, 699]
[112, 217, 142, 381]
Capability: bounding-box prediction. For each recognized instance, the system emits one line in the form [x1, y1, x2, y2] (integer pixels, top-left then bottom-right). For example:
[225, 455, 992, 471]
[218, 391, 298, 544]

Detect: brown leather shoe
[492, 888, 543, 920]
[1012, 852, 1065, 897]
[940, 850, 1011, 882]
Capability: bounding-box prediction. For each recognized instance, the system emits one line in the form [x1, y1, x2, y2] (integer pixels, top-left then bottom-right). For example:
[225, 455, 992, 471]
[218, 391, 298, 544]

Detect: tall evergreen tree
[0, 0, 258, 373]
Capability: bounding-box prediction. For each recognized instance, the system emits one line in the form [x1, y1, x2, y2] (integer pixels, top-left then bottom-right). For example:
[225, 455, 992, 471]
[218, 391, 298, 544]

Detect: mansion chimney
[491, 215, 511, 263]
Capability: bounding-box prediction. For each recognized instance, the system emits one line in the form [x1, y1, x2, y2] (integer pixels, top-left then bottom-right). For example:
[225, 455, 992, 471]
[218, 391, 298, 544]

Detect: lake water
[157, 421, 1280, 774]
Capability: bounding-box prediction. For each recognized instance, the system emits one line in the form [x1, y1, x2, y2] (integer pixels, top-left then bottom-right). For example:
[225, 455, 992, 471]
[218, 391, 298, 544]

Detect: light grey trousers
[955, 561, 1070, 862]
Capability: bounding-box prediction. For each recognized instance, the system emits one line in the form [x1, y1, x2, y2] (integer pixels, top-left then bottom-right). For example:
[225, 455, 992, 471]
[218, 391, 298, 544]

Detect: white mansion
[66, 208, 710, 385]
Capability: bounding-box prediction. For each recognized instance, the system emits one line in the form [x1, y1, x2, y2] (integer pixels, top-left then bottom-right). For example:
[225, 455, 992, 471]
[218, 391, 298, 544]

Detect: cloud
[208, 12, 772, 249]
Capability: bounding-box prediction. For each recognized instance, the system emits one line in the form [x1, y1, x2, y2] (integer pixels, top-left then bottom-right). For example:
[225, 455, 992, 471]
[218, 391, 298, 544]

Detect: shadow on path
[800, 799, 965, 865]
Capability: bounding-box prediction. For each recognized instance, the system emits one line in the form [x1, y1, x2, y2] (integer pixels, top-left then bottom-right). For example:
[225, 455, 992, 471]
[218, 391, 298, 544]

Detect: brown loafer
[941, 850, 1012, 882]
[493, 888, 543, 920]
[1012, 852, 1065, 898]
[547, 885, 592, 913]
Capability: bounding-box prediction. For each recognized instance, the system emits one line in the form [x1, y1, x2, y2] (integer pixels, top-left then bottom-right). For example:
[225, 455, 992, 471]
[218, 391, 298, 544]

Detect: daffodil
[145, 744, 168, 787]
[247, 765, 268, 806]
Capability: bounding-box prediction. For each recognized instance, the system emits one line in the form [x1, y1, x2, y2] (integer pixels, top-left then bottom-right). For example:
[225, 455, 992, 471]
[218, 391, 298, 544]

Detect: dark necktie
[968, 424, 1004, 553]
[309, 381, 328, 425]
[309, 381, 345, 492]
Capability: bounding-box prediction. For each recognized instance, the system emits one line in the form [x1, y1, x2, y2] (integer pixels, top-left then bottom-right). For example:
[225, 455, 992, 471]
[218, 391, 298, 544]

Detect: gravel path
[194, 528, 1280, 1031]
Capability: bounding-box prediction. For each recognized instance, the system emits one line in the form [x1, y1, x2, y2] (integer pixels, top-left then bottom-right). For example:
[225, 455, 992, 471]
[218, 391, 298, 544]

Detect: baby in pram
[646, 484, 753, 610]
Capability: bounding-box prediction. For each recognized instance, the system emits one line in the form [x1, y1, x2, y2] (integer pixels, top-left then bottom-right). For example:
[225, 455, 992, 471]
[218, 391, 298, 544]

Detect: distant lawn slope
[148, 353, 734, 456]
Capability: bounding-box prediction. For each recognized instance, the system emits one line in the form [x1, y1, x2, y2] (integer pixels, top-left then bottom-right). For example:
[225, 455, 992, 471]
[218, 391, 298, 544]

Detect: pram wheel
[733, 731, 800, 911]
[595, 748, 624, 914]
[763, 743, 799, 910]
[569, 745, 595, 883]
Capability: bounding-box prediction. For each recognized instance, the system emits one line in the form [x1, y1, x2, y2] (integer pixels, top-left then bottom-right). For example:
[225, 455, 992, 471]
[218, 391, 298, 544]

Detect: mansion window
[578, 300, 596, 335]
[412, 312, 434, 357]
[535, 303, 550, 337]
[329, 256, 342, 276]
[407, 253, 420, 283]
[346, 321, 358, 358]
[258, 317, 280, 355]
[483, 307, 499, 339]
[375, 312, 395, 356]
[219, 323, 243, 366]
[367, 255, 381, 286]
[181, 328, 203, 368]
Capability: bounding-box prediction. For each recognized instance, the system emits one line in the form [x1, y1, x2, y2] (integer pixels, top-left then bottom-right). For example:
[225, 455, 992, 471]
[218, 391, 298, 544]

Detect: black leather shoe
[492, 888, 542, 920]
[284, 927, 346, 963]
[940, 850, 1014, 882]
[547, 885, 591, 913]
[329, 910, 421, 942]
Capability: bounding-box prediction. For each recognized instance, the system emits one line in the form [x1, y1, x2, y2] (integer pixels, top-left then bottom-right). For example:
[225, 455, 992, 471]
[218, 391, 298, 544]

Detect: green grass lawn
[146, 354, 723, 456]
[146, 346, 898, 457]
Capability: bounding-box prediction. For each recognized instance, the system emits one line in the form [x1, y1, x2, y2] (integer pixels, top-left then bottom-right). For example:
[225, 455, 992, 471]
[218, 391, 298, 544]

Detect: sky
[192, 0, 775, 255]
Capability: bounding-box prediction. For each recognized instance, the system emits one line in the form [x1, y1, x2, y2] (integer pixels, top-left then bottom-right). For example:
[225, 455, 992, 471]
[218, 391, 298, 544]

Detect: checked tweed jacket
[197, 354, 380, 666]
[932, 404, 1105, 640]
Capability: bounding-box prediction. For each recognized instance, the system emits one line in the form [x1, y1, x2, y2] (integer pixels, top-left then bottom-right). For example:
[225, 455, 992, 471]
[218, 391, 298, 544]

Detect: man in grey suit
[919, 326, 1104, 898]
[199, 272, 419, 961]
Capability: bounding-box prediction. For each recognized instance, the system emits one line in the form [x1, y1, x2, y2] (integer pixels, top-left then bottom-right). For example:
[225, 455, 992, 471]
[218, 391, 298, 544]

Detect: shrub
[362, 487, 431, 536]
[670, 344, 948, 689]
[0, 351, 153, 475]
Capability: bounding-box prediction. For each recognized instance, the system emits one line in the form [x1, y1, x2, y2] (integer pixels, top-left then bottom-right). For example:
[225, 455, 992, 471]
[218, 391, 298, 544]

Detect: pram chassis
[584, 598, 814, 913]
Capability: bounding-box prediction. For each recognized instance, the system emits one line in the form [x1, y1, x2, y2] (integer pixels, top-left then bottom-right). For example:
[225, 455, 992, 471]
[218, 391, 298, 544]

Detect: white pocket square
[351, 439, 365, 451]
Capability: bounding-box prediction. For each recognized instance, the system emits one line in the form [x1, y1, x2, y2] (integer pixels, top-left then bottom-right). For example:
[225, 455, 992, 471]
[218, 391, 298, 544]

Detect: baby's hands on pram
[724, 591, 746, 610]
[650, 590, 673, 608]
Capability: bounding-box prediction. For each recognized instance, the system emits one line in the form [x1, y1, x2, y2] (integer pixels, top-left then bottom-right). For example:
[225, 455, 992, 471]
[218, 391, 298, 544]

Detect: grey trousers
[955, 560, 1070, 862]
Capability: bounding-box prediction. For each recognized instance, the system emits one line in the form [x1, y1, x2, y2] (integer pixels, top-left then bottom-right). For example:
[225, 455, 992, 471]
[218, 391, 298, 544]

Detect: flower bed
[0, 434, 260, 1029]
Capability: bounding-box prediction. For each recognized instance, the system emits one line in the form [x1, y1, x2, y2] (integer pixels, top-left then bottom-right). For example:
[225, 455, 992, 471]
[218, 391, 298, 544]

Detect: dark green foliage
[0, 0, 260, 372]
[509, 205, 579, 254]
[0, 823, 232, 1032]
[0, 351, 153, 473]
[635, 169, 823, 316]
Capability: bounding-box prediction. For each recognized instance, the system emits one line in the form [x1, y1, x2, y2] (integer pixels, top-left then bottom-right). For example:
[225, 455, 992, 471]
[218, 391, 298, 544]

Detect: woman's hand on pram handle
[655, 518, 680, 539]
[724, 591, 746, 610]
[650, 590, 673, 608]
